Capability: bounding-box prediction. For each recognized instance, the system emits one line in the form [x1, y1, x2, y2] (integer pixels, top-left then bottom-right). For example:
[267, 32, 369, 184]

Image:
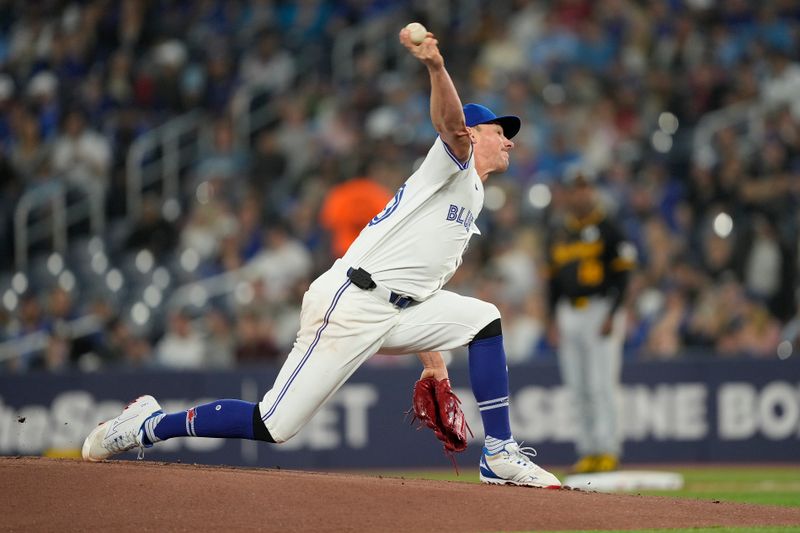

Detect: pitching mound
[2, 457, 799, 532]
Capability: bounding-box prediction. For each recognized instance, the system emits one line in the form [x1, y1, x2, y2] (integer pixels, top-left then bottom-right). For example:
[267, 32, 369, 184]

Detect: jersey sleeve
[543, 225, 561, 313]
[409, 136, 474, 188]
[602, 219, 636, 313]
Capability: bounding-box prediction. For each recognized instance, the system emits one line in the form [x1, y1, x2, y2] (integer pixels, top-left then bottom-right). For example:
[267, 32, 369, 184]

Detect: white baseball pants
[259, 259, 500, 442]
[556, 296, 625, 457]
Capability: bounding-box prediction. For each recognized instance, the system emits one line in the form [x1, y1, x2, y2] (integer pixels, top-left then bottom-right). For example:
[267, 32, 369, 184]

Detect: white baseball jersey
[259, 136, 500, 442]
[342, 137, 482, 300]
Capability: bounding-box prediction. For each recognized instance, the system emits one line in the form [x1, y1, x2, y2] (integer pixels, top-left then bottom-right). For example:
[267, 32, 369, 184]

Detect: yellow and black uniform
[546, 208, 635, 473]
[546, 209, 635, 317]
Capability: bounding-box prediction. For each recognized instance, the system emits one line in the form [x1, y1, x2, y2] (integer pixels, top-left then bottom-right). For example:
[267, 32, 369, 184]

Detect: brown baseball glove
[409, 377, 472, 453]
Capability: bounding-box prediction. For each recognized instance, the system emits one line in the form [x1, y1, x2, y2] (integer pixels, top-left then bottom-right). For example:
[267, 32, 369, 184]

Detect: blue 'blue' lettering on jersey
[447, 204, 458, 221]
[446, 204, 474, 232]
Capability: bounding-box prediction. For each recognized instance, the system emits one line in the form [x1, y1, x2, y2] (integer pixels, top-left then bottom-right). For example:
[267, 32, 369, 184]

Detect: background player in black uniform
[546, 165, 636, 473]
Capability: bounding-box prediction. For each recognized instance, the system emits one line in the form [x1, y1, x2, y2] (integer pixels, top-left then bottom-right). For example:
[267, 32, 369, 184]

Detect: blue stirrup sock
[468, 333, 514, 451]
[141, 399, 266, 445]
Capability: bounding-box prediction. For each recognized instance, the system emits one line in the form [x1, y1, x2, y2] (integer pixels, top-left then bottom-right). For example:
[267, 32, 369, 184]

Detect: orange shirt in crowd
[320, 178, 392, 258]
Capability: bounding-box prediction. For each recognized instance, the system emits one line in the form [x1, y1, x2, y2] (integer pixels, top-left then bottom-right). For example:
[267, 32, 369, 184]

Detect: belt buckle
[390, 292, 412, 309]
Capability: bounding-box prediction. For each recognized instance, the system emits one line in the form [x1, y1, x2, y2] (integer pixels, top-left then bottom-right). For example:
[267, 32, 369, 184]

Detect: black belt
[347, 267, 415, 309]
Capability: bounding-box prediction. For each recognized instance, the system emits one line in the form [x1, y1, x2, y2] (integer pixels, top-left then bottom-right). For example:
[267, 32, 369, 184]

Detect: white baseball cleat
[82, 395, 162, 462]
[479, 442, 562, 488]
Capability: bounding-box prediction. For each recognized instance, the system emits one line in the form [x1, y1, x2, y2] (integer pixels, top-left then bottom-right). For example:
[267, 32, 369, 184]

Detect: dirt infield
[2, 457, 800, 532]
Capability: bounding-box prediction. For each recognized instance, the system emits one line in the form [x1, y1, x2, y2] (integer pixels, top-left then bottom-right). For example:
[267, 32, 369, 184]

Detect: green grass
[365, 466, 800, 532]
[368, 465, 800, 509]
[640, 467, 800, 508]
[551, 526, 798, 533]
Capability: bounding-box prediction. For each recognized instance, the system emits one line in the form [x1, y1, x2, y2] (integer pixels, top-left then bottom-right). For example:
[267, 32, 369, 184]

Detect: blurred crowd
[1, 0, 800, 374]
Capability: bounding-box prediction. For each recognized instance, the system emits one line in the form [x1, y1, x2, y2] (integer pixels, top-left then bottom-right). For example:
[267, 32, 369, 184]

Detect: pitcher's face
[471, 123, 514, 180]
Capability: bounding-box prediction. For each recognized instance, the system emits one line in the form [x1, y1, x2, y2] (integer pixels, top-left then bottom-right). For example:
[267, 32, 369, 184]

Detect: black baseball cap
[562, 163, 597, 186]
[463, 103, 521, 139]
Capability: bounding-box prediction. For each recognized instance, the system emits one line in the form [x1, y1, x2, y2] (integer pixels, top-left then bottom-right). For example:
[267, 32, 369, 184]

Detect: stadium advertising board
[0, 358, 798, 467]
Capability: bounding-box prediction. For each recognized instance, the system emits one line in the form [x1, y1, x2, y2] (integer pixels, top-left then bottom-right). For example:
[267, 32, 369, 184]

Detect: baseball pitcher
[83, 27, 560, 488]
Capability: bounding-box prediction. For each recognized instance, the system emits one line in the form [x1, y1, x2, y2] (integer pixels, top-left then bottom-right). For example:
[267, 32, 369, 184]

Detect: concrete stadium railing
[125, 110, 206, 221]
[0, 314, 102, 365]
[692, 94, 800, 164]
[14, 181, 105, 271]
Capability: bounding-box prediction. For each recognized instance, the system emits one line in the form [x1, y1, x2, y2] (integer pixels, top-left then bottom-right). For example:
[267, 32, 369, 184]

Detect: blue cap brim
[475, 115, 521, 140]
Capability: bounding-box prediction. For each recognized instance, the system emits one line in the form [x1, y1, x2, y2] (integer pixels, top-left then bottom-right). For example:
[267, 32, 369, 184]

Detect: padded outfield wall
[0, 358, 798, 468]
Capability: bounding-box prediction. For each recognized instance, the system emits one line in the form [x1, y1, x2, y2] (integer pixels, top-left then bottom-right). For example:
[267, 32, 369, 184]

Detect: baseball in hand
[405, 22, 427, 45]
